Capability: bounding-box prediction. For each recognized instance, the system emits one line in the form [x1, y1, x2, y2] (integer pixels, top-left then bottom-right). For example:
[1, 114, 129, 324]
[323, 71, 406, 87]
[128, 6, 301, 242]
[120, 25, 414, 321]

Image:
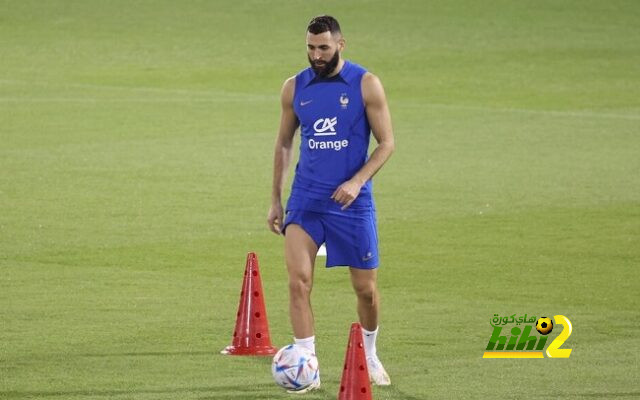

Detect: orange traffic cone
[220, 252, 277, 356]
[338, 322, 373, 400]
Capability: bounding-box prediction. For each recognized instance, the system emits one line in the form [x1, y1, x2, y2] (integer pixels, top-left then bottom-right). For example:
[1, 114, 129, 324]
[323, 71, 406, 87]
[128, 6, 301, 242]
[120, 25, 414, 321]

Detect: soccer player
[267, 15, 394, 393]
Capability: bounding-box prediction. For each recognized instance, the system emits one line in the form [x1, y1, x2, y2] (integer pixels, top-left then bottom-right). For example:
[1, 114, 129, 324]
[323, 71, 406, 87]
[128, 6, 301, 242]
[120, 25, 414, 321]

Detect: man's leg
[349, 267, 379, 330]
[284, 224, 321, 393]
[349, 267, 390, 386]
[285, 224, 318, 340]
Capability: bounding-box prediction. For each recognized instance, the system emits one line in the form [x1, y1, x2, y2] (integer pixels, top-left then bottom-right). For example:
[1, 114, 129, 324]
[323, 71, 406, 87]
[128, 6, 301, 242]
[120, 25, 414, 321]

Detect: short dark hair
[307, 15, 341, 35]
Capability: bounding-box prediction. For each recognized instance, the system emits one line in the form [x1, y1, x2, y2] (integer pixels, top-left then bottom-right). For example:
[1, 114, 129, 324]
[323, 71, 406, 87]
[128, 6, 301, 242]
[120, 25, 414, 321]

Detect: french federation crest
[339, 93, 349, 109]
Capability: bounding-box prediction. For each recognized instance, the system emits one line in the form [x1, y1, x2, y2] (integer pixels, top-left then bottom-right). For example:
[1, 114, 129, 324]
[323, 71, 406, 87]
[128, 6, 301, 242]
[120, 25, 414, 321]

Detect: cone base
[220, 345, 278, 356]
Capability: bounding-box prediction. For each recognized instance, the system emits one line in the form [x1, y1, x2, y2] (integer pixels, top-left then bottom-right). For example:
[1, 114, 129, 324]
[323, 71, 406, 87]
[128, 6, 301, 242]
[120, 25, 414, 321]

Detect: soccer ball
[536, 317, 553, 335]
[271, 344, 318, 390]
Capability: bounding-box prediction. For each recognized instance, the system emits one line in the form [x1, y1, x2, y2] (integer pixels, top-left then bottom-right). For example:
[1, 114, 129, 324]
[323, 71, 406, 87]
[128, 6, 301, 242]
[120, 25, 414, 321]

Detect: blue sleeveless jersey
[287, 60, 374, 214]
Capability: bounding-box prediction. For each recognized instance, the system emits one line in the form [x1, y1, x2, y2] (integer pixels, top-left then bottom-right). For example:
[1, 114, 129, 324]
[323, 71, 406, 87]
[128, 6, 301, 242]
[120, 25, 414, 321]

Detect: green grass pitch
[1, 1, 639, 399]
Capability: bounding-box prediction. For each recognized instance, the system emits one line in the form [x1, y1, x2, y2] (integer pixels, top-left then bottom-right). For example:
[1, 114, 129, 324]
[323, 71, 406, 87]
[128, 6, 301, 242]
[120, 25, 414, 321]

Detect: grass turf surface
[1, 1, 639, 399]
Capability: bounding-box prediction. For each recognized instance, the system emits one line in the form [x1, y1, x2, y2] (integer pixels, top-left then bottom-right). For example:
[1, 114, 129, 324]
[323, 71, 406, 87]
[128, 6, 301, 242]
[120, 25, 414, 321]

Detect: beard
[308, 50, 340, 78]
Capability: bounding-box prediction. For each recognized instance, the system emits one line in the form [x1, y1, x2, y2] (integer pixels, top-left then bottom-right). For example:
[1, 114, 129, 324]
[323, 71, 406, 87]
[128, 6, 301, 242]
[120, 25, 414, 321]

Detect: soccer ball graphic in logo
[536, 317, 553, 335]
[272, 344, 318, 390]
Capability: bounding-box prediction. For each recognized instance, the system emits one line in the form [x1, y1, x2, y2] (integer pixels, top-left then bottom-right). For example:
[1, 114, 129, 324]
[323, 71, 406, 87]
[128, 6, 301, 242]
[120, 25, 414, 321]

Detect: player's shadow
[2, 382, 425, 400]
[1, 352, 286, 398]
[198, 388, 329, 399]
[0, 385, 277, 399]
[384, 385, 428, 400]
[77, 350, 217, 357]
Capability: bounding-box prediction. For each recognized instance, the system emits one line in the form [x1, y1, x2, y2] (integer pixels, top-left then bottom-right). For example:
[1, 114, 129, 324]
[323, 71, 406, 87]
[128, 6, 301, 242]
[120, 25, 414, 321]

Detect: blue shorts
[282, 208, 379, 269]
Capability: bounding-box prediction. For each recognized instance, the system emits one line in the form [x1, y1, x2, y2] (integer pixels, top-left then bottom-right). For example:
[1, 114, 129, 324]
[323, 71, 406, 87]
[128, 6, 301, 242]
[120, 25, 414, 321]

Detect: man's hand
[331, 179, 363, 210]
[267, 203, 285, 234]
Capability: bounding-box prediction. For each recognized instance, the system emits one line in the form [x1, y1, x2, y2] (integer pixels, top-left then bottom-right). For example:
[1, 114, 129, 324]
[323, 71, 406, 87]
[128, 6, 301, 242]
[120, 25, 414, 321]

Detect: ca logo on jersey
[313, 117, 338, 136]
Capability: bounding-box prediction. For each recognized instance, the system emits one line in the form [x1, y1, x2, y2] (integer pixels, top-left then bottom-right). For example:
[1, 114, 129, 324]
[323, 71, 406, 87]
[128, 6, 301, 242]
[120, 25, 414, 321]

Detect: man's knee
[353, 280, 377, 304]
[289, 274, 313, 299]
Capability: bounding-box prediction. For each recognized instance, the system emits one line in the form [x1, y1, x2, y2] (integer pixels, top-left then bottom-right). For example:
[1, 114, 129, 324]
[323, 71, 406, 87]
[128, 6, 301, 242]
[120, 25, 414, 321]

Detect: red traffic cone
[220, 252, 277, 356]
[338, 322, 373, 400]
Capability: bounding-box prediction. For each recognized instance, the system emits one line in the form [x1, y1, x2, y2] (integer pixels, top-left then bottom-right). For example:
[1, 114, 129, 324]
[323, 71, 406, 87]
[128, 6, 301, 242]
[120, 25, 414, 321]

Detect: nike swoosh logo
[300, 100, 313, 106]
[362, 254, 374, 261]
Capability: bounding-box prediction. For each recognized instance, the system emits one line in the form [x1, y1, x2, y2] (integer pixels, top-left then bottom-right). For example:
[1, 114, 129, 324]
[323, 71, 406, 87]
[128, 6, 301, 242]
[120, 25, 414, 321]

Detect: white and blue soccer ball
[271, 344, 319, 390]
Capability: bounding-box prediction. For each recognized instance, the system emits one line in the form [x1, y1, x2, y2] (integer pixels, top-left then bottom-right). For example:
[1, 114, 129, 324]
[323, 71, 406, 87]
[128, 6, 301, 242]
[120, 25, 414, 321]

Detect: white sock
[361, 326, 378, 359]
[294, 335, 316, 355]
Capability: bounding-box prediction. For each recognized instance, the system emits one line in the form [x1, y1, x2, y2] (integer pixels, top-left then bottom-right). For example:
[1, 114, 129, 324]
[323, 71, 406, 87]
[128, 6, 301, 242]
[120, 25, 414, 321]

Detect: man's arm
[268, 77, 299, 234]
[331, 72, 395, 209]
